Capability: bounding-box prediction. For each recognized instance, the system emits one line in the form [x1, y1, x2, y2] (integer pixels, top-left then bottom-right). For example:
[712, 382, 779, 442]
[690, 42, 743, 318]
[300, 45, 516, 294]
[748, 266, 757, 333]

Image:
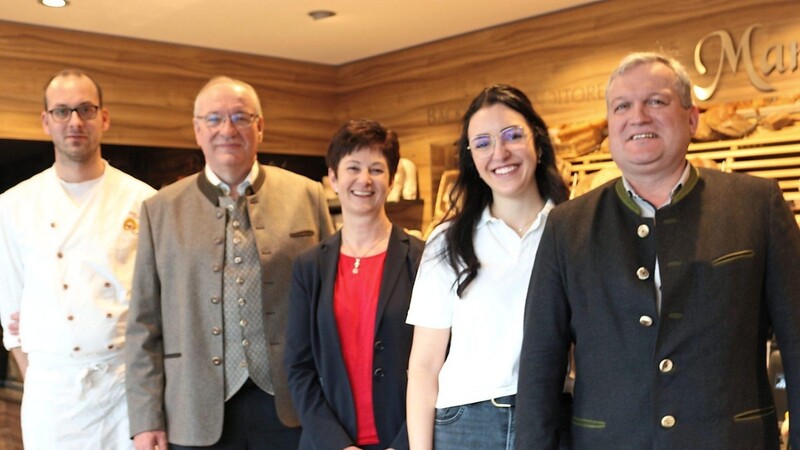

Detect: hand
[10, 348, 27, 380]
[134, 430, 168, 450]
[8, 311, 20, 335]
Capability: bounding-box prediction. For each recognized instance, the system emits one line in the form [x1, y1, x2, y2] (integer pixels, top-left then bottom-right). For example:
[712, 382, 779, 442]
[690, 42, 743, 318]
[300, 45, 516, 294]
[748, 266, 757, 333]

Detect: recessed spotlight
[308, 10, 336, 21]
[39, 0, 70, 7]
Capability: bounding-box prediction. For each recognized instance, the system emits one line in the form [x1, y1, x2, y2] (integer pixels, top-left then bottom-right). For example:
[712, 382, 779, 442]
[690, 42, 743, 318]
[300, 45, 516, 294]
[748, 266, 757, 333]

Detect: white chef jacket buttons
[659, 359, 674, 373]
[637, 224, 650, 238]
[639, 315, 653, 327]
[636, 267, 650, 280]
[661, 415, 676, 428]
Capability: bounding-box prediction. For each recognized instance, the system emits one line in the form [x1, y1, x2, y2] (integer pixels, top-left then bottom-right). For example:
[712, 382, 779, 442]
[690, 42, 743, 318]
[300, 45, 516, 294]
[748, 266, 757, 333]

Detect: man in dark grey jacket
[516, 52, 800, 450]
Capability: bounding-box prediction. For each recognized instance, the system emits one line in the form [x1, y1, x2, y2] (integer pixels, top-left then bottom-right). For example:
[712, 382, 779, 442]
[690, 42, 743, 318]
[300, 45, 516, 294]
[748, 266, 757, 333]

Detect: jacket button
[636, 267, 650, 280]
[213, 265, 221, 273]
[660, 415, 676, 428]
[637, 224, 650, 238]
[639, 315, 653, 327]
[242, 339, 250, 347]
[67, 315, 74, 321]
[659, 359, 674, 373]
[57, 252, 63, 258]
[73, 346, 81, 352]
[211, 327, 221, 335]
[212, 357, 222, 365]
[216, 211, 224, 219]
[374, 341, 384, 350]
[211, 296, 220, 304]
[373, 368, 385, 378]
[214, 237, 223, 245]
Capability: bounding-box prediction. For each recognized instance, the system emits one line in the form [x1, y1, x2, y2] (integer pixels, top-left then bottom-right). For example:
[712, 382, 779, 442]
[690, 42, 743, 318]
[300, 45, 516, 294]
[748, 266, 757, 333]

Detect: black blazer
[285, 225, 423, 450]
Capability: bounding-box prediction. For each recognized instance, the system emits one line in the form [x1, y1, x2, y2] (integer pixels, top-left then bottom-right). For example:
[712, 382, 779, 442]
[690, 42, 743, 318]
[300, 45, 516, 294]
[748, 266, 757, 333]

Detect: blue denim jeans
[433, 395, 515, 449]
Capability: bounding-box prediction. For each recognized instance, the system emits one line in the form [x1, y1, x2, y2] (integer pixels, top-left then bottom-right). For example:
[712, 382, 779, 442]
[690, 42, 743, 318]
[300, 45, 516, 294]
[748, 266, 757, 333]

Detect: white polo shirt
[407, 201, 554, 408]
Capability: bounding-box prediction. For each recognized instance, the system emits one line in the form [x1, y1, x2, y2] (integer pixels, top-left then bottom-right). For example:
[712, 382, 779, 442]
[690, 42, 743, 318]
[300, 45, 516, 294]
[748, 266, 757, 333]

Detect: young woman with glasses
[405, 85, 569, 449]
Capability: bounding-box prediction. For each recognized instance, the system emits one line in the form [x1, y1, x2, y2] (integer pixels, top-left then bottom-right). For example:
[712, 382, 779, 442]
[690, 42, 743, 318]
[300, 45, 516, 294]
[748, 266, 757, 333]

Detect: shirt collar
[622, 161, 691, 215]
[479, 198, 556, 232]
[204, 160, 259, 197]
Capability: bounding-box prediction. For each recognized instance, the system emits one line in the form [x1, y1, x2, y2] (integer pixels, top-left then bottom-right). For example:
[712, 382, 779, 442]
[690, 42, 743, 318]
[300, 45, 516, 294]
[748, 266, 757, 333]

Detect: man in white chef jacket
[0, 69, 155, 449]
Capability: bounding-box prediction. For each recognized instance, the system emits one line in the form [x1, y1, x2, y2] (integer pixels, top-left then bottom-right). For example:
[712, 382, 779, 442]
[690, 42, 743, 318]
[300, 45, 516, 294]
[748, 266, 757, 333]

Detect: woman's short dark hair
[326, 119, 400, 180]
[442, 84, 569, 297]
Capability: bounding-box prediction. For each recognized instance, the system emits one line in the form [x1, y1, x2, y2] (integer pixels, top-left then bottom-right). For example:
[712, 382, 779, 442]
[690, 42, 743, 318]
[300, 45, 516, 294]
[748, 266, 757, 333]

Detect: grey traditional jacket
[126, 165, 334, 446]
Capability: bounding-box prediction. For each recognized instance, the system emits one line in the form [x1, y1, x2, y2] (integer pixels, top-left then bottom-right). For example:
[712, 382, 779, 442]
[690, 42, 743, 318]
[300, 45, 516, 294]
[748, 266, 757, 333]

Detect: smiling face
[41, 74, 109, 166]
[606, 62, 699, 182]
[329, 146, 392, 219]
[467, 103, 539, 202]
[193, 81, 264, 185]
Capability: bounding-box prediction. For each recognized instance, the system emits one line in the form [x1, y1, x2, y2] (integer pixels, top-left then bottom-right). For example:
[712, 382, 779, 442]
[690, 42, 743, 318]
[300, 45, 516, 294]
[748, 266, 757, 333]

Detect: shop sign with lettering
[694, 24, 799, 101]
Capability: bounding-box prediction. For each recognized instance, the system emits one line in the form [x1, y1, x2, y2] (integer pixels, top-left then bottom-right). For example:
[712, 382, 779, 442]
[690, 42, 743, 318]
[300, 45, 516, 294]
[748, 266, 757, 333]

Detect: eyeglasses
[47, 104, 100, 122]
[468, 125, 530, 157]
[195, 112, 259, 130]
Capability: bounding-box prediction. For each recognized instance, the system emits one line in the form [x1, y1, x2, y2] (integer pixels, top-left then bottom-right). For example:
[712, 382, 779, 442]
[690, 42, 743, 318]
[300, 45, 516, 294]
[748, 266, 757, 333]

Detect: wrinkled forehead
[195, 82, 260, 115]
[607, 62, 679, 101]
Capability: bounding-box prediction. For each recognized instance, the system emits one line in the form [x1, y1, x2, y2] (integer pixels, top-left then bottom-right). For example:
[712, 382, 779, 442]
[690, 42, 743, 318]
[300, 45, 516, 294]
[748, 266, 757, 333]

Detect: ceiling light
[308, 10, 336, 21]
[39, 0, 70, 7]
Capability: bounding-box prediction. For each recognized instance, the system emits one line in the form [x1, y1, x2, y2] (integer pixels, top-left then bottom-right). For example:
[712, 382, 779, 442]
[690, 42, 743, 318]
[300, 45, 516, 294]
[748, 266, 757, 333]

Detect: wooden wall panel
[334, 0, 800, 222]
[0, 21, 338, 156]
[1, 0, 800, 224]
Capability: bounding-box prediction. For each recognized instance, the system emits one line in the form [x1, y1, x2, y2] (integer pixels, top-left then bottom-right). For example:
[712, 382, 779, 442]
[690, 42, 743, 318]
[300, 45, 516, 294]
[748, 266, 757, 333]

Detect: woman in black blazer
[285, 119, 423, 450]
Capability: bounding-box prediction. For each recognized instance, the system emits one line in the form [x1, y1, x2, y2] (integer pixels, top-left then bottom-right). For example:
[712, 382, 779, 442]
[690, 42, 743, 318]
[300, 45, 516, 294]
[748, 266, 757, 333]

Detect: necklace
[343, 229, 391, 275]
[515, 213, 539, 235]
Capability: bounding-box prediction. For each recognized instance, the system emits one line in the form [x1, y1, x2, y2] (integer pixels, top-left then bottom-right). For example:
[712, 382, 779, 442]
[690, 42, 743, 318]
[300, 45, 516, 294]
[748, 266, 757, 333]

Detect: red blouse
[334, 251, 387, 446]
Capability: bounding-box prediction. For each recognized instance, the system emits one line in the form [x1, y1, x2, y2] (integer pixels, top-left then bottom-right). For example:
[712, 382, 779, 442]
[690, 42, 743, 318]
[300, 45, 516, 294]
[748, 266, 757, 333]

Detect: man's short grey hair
[605, 52, 694, 109]
[193, 76, 263, 116]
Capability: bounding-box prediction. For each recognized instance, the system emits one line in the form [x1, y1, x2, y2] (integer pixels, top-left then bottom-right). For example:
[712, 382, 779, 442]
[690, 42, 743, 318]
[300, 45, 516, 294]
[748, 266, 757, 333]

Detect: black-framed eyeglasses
[195, 113, 259, 130]
[468, 125, 530, 157]
[47, 104, 100, 122]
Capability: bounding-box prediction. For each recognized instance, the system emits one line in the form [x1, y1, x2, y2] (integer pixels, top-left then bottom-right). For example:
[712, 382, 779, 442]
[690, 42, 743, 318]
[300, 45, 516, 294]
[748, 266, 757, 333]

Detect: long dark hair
[441, 84, 569, 297]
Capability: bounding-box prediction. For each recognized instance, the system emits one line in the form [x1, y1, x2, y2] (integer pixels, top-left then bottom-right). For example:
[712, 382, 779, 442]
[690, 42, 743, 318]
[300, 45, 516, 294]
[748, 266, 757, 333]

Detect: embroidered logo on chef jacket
[122, 212, 140, 233]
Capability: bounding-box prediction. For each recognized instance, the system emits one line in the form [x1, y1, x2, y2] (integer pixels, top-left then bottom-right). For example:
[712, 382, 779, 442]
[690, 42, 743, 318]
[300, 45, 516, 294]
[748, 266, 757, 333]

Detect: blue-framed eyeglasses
[468, 125, 530, 157]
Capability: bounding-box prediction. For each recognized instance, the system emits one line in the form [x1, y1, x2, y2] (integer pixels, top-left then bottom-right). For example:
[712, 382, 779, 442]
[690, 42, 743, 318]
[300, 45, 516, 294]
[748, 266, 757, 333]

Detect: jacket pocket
[572, 416, 606, 429]
[711, 249, 754, 266]
[289, 230, 315, 238]
[163, 352, 182, 359]
[733, 406, 775, 422]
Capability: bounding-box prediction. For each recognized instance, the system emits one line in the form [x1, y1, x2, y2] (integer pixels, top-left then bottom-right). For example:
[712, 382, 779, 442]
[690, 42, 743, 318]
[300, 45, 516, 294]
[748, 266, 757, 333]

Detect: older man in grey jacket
[126, 76, 333, 450]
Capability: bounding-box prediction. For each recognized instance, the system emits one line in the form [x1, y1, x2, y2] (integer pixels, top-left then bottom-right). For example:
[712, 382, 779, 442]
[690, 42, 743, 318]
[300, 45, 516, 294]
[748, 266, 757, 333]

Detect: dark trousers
[170, 380, 301, 450]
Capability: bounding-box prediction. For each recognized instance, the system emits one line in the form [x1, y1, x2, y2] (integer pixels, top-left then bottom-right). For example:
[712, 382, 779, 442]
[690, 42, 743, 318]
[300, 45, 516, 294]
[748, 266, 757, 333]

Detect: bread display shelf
[563, 131, 800, 225]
